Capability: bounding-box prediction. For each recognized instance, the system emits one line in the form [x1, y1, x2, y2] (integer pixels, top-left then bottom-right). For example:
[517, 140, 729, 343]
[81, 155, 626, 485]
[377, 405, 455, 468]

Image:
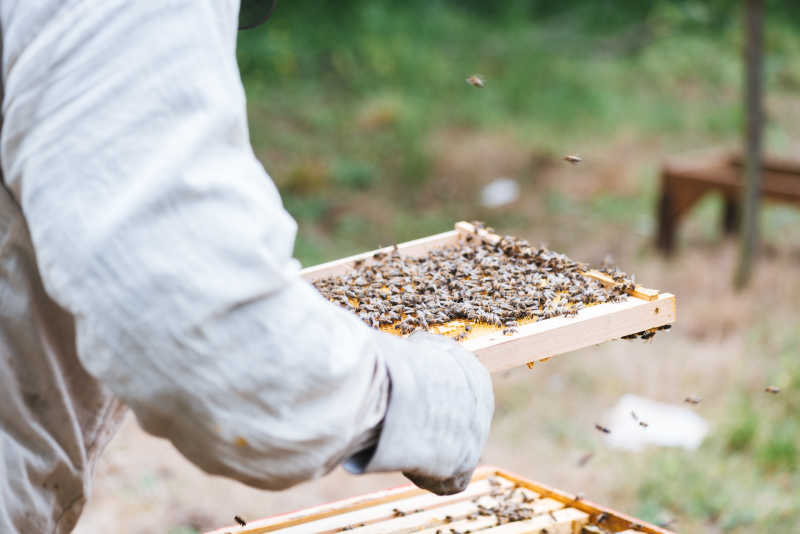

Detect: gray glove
[345, 330, 494, 495]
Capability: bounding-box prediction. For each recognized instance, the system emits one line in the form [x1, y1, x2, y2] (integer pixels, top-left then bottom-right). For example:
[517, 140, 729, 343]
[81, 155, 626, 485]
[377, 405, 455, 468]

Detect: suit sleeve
[0, 0, 397, 489]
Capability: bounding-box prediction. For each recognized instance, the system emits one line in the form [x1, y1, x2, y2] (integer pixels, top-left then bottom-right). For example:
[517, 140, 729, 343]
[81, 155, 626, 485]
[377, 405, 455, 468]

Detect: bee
[234, 515, 247, 527]
[630, 410, 638, 422]
[392, 508, 406, 517]
[658, 517, 677, 529]
[465, 74, 485, 88]
[577, 452, 594, 467]
[594, 424, 611, 434]
[684, 395, 702, 405]
[639, 330, 656, 341]
[765, 386, 780, 394]
[563, 155, 582, 164]
[639, 421, 649, 428]
[596, 512, 609, 524]
[573, 492, 584, 501]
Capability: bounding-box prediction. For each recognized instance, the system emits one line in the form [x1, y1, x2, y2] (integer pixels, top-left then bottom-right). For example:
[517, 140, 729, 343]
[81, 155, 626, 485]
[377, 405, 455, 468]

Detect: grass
[238, 3, 800, 267]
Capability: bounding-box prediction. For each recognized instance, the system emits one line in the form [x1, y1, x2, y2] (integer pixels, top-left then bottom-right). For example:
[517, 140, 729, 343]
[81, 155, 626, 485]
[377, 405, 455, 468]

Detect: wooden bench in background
[656, 151, 800, 254]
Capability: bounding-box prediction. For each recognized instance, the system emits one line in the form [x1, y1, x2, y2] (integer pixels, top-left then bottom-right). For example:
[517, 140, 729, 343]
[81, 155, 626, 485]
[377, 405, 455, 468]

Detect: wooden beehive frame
[204, 466, 676, 534]
[301, 222, 676, 373]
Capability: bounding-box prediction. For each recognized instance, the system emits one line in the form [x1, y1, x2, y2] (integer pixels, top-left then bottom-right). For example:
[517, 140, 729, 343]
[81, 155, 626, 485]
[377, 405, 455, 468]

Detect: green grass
[237, 2, 799, 265]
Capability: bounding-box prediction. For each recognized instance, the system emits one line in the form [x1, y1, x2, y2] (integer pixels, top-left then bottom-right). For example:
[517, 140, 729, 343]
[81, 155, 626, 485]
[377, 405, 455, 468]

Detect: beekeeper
[0, 2, 494, 533]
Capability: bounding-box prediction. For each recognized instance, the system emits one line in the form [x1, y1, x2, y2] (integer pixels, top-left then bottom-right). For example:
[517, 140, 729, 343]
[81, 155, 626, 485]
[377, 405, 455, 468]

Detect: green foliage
[723, 398, 758, 453]
[332, 159, 377, 190]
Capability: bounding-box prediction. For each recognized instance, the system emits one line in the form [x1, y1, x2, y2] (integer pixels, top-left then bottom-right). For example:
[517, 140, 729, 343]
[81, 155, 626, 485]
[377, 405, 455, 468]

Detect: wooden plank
[412, 498, 567, 534]
[204, 471, 493, 534]
[414, 514, 498, 533]
[463, 293, 675, 373]
[202, 486, 426, 534]
[340, 496, 566, 534]
[480, 507, 589, 534]
[729, 151, 800, 176]
[340, 496, 499, 534]
[300, 230, 460, 282]
[273, 478, 512, 534]
[454, 220, 502, 245]
[663, 161, 800, 204]
[580, 270, 660, 302]
[204, 467, 675, 534]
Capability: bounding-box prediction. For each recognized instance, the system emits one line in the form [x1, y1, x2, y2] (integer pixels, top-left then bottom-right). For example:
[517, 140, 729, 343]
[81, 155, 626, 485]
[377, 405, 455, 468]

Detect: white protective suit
[0, 1, 494, 533]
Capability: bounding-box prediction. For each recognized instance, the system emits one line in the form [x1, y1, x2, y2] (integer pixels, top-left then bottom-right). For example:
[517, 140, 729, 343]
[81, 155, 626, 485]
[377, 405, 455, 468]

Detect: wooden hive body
[204, 467, 676, 534]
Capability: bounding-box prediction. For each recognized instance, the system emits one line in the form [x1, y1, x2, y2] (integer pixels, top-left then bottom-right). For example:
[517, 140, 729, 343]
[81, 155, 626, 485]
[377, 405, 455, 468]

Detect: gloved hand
[346, 330, 494, 495]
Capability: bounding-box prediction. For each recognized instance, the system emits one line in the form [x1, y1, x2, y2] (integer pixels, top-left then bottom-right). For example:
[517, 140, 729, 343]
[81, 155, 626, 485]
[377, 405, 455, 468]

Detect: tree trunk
[734, 0, 764, 289]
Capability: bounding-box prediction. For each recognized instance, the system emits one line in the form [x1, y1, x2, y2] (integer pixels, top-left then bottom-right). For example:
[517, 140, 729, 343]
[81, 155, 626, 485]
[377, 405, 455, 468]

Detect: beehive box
[204, 467, 676, 534]
[303, 222, 676, 372]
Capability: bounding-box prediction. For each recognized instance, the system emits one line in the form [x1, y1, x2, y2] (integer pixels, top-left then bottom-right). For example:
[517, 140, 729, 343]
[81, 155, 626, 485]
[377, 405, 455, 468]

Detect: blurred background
[75, 2, 800, 533]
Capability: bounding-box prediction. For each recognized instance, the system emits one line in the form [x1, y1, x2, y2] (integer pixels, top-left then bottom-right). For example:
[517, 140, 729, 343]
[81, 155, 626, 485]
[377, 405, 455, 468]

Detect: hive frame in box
[300, 222, 676, 373]
[204, 466, 676, 534]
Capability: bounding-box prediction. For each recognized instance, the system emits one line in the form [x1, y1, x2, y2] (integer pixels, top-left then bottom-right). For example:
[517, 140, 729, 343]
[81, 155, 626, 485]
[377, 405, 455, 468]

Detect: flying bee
[594, 424, 611, 434]
[630, 410, 638, 422]
[639, 421, 649, 428]
[639, 330, 656, 341]
[684, 395, 702, 405]
[765, 386, 780, 394]
[577, 452, 594, 467]
[234, 515, 247, 527]
[465, 74, 485, 88]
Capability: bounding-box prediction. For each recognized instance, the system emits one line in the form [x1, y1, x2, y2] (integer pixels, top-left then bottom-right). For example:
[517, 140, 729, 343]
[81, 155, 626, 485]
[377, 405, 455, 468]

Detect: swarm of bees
[312, 222, 637, 338]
